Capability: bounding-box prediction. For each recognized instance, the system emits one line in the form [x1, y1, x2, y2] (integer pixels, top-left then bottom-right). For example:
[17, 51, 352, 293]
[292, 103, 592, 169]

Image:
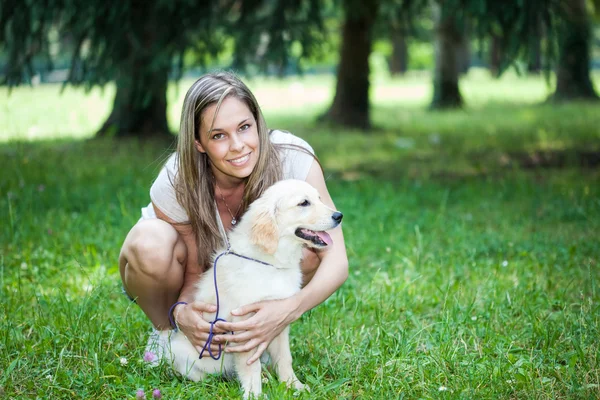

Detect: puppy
[161, 179, 343, 398]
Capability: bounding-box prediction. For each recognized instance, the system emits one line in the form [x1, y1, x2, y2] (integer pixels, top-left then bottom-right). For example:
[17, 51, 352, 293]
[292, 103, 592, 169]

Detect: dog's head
[244, 179, 343, 255]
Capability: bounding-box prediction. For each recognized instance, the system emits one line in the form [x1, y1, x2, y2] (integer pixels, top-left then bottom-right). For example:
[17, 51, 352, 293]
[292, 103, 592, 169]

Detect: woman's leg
[300, 248, 321, 287]
[119, 219, 187, 330]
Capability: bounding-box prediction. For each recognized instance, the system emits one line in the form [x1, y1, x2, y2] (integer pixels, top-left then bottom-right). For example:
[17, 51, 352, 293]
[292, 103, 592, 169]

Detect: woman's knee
[121, 219, 186, 280]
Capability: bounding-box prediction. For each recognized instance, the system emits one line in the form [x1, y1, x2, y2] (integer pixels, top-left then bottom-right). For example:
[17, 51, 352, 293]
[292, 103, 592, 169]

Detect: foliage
[376, 0, 431, 39]
[230, 0, 329, 76]
[0, 0, 330, 136]
[0, 0, 222, 87]
[1, 75, 599, 398]
[0, 0, 328, 87]
[446, 0, 563, 75]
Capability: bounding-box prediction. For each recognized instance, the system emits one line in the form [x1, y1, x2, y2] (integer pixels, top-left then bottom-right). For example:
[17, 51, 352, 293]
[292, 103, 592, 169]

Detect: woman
[119, 71, 348, 366]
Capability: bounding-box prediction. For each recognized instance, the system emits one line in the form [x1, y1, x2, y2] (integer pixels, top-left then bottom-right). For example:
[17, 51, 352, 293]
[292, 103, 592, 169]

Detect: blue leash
[198, 245, 272, 360]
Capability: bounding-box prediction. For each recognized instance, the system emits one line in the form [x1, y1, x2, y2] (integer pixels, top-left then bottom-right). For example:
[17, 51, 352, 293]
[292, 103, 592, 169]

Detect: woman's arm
[290, 160, 349, 314]
[214, 161, 349, 364]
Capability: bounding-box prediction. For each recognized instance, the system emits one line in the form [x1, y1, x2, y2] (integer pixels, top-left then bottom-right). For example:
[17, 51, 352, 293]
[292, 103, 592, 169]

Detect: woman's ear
[250, 209, 279, 255]
[194, 139, 205, 153]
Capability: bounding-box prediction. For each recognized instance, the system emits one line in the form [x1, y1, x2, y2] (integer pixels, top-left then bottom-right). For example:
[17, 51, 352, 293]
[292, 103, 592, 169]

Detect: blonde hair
[174, 71, 282, 268]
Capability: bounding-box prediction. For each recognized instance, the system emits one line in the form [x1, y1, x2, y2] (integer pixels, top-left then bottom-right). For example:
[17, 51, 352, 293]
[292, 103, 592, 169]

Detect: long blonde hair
[174, 71, 282, 268]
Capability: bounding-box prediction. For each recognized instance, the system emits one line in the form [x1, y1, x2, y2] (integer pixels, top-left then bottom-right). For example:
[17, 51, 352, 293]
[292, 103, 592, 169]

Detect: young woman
[118, 71, 348, 365]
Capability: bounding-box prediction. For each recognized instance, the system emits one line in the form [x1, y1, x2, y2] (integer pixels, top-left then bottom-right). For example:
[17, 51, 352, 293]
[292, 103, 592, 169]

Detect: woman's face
[195, 96, 260, 186]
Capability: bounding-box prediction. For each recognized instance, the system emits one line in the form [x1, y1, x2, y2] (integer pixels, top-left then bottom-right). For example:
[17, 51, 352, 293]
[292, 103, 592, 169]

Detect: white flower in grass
[45, 374, 52, 380]
[438, 386, 448, 392]
[471, 316, 477, 321]
[119, 357, 128, 366]
[502, 260, 508, 267]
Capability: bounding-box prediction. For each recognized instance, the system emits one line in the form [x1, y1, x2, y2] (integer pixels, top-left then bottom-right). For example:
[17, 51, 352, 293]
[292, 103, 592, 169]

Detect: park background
[1, 0, 599, 398]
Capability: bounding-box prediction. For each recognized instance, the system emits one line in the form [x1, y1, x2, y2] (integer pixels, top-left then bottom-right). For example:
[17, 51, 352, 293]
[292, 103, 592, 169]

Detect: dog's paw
[291, 381, 309, 393]
[242, 390, 263, 400]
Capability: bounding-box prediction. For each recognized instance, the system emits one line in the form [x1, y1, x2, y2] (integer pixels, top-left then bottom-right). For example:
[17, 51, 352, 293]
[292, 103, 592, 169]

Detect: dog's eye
[298, 200, 311, 207]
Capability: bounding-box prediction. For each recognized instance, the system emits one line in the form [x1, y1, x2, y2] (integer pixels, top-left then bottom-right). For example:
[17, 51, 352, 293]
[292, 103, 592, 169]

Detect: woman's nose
[230, 133, 244, 151]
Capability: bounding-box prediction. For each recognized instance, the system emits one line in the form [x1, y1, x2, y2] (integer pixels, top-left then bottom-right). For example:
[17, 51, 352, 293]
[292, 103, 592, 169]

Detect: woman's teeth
[229, 153, 250, 165]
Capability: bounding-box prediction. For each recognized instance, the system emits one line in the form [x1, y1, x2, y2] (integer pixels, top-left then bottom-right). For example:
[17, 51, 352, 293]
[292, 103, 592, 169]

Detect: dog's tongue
[316, 231, 333, 246]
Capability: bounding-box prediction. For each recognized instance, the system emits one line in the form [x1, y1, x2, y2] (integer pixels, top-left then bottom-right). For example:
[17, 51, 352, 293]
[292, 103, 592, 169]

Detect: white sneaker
[144, 328, 168, 367]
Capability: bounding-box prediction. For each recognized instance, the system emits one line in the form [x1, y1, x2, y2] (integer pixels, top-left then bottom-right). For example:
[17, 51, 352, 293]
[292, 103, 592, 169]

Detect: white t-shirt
[142, 130, 315, 222]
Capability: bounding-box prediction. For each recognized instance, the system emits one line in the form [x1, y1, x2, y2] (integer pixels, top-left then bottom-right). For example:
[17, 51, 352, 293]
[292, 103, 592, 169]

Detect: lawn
[1, 71, 599, 399]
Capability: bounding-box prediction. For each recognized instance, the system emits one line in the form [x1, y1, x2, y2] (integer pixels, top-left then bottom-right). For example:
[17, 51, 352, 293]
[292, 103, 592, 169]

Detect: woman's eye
[298, 200, 311, 207]
[239, 124, 250, 132]
[212, 133, 225, 140]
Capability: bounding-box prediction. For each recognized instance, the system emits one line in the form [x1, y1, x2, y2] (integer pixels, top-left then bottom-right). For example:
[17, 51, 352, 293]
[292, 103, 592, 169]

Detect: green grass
[1, 72, 599, 399]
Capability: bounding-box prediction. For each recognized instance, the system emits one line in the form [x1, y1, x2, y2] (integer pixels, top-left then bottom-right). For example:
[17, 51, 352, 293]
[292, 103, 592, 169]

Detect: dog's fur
[160, 179, 342, 398]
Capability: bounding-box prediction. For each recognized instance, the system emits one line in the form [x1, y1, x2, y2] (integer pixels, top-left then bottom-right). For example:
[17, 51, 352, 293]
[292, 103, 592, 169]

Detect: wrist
[287, 294, 305, 322]
[174, 303, 186, 327]
[168, 301, 188, 330]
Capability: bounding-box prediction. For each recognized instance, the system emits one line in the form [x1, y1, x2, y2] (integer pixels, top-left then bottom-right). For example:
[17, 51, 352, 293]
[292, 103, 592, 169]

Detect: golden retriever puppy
[161, 179, 343, 399]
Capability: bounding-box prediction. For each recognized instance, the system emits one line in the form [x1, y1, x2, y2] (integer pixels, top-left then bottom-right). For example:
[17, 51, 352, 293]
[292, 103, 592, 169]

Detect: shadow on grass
[325, 147, 600, 182]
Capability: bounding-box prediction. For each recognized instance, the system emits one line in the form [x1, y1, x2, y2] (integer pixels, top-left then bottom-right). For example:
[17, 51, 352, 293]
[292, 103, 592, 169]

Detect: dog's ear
[251, 209, 279, 255]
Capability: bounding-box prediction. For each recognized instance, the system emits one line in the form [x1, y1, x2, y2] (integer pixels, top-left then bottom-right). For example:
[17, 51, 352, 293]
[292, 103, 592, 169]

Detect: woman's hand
[174, 302, 226, 356]
[213, 297, 300, 365]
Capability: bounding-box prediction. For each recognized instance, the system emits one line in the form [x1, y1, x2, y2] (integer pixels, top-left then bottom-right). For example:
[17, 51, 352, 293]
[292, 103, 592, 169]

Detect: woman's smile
[228, 152, 252, 166]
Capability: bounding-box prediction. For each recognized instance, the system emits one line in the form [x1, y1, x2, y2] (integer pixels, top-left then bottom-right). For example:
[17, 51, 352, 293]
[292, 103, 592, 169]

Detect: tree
[321, 0, 380, 130]
[431, 0, 574, 109]
[456, 25, 471, 75]
[322, 0, 595, 129]
[321, 0, 560, 127]
[527, 17, 543, 74]
[0, 0, 325, 137]
[552, 0, 598, 101]
[430, 2, 465, 109]
[489, 33, 503, 77]
[460, 0, 597, 100]
[389, 20, 410, 75]
[380, 2, 435, 76]
[1, 0, 223, 138]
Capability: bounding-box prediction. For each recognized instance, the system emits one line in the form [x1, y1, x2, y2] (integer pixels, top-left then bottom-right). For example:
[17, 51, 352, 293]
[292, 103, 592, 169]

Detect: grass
[1, 71, 599, 399]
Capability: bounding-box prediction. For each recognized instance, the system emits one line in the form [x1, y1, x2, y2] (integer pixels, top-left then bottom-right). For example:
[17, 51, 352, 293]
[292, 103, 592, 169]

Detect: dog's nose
[332, 211, 343, 224]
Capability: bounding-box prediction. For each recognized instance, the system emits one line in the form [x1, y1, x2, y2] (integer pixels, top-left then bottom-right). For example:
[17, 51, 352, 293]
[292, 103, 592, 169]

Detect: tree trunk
[96, 6, 172, 138]
[430, 3, 463, 109]
[552, 0, 598, 101]
[97, 64, 170, 138]
[527, 18, 542, 74]
[322, 0, 378, 130]
[389, 25, 408, 76]
[489, 34, 502, 77]
[457, 29, 470, 75]
[527, 41, 542, 73]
